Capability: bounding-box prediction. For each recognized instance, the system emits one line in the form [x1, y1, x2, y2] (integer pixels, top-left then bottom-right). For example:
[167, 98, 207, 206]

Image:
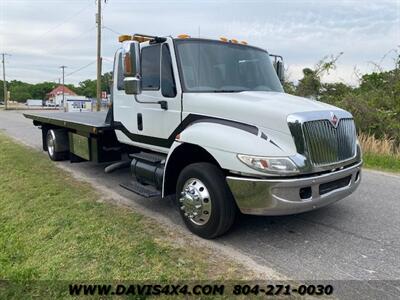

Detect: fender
[162, 121, 296, 197]
[178, 121, 293, 157]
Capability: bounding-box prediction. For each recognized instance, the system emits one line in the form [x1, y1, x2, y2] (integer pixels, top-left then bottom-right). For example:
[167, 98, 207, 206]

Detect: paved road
[1, 110, 400, 284]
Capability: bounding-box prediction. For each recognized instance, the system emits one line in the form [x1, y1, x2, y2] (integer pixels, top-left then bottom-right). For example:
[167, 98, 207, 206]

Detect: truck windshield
[175, 39, 284, 93]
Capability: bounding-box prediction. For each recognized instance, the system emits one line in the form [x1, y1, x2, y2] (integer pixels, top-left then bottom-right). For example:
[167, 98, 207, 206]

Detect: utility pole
[60, 66, 67, 111]
[2, 53, 10, 110]
[96, 0, 106, 112]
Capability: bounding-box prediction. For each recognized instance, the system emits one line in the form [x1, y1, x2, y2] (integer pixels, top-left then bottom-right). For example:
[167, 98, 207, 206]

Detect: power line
[2, 1, 113, 91]
[1, 3, 95, 83]
[32, 2, 93, 43]
[4, 24, 97, 79]
[102, 57, 114, 63]
[6, 58, 98, 84]
[103, 25, 122, 36]
[27, 61, 96, 85]
[46, 25, 97, 54]
[65, 61, 96, 77]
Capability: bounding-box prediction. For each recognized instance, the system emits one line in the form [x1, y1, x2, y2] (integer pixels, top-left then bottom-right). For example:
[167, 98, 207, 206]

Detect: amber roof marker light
[177, 34, 191, 39]
[118, 35, 132, 43]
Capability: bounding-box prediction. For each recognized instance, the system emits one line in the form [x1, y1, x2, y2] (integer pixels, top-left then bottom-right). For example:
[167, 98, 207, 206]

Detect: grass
[362, 153, 400, 173]
[358, 132, 400, 157]
[0, 133, 249, 298]
[358, 132, 400, 173]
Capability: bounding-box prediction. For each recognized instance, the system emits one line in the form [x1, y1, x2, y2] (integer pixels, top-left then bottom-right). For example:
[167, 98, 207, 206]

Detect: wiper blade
[211, 90, 244, 93]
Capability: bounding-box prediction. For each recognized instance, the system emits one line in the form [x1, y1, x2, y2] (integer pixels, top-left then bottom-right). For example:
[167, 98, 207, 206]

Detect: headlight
[237, 154, 299, 175]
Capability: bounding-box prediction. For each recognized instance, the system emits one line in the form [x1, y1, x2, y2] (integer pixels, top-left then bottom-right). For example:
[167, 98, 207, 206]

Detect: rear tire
[176, 162, 236, 239]
[46, 129, 69, 161]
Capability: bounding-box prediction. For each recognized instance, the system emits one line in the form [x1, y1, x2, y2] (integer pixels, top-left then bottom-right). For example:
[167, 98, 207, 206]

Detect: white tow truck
[24, 34, 362, 238]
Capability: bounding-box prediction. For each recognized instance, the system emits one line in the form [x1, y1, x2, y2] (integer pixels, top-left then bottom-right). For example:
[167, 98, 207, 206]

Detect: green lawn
[363, 153, 400, 173]
[0, 133, 248, 298]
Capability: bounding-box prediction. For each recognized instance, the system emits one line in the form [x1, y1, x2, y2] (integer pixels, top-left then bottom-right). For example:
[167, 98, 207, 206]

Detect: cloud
[0, 0, 399, 85]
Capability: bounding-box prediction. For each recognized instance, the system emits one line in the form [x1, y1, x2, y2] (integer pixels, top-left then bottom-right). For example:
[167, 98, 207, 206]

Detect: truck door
[113, 50, 138, 136]
[134, 40, 181, 151]
[113, 39, 181, 152]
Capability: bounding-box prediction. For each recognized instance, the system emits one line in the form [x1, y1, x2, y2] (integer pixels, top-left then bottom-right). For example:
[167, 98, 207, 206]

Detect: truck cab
[111, 34, 362, 238]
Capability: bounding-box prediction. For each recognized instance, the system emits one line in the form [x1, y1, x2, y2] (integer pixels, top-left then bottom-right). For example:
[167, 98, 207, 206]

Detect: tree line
[0, 72, 112, 103]
[1, 54, 399, 144]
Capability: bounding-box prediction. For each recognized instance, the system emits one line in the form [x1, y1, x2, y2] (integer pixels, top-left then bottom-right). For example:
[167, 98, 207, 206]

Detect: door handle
[158, 101, 168, 110]
[137, 113, 143, 131]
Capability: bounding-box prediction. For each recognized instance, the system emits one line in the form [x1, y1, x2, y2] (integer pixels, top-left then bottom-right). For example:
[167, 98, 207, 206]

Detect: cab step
[120, 181, 161, 198]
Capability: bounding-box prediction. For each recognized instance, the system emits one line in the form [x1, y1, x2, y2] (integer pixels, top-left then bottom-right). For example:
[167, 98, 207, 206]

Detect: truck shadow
[226, 202, 353, 242]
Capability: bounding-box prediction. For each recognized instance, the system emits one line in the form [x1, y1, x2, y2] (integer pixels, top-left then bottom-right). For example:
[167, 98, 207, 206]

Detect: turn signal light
[124, 54, 132, 75]
[177, 34, 191, 39]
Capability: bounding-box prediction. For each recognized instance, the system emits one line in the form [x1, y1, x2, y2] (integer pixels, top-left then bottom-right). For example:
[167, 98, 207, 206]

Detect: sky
[0, 0, 399, 86]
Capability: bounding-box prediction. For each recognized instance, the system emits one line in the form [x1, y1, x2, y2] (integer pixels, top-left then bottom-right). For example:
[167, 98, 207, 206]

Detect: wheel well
[163, 143, 221, 197]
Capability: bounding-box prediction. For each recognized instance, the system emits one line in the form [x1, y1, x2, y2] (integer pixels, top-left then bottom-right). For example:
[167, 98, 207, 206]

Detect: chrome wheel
[179, 178, 212, 226]
[47, 132, 55, 157]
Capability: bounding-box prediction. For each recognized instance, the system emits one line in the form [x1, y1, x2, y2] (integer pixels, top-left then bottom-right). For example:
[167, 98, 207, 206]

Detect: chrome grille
[302, 118, 356, 166]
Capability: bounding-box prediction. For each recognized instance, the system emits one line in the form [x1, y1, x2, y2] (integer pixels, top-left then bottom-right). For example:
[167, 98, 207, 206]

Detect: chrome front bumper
[226, 161, 362, 216]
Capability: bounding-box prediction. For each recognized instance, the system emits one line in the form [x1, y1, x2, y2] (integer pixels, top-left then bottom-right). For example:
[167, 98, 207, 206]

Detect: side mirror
[275, 61, 284, 83]
[124, 77, 141, 95]
[270, 54, 285, 83]
[123, 41, 141, 95]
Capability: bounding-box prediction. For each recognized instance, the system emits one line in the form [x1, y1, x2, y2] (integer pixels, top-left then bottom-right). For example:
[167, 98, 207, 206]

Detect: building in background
[45, 86, 92, 111]
[65, 96, 92, 112]
[46, 86, 77, 107]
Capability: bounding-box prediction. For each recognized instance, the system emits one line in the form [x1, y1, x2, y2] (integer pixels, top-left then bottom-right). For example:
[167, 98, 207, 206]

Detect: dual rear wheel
[46, 129, 69, 161]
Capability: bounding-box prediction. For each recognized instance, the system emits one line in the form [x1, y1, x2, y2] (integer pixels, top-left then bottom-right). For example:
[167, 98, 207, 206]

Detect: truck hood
[183, 91, 345, 135]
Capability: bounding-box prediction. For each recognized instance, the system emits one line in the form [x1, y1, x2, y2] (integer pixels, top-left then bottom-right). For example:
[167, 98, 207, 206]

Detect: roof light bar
[118, 33, 161, 43]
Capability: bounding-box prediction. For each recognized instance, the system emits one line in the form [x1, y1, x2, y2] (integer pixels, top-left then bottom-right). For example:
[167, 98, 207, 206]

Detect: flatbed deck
[24, 111, 112, 133]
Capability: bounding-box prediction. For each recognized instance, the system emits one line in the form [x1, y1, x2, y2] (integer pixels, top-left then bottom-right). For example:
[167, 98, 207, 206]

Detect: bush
[284, 51, 400, 145]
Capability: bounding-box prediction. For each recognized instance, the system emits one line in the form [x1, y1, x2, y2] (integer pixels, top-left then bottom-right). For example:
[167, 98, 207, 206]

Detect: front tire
[176, 162, 236, 239]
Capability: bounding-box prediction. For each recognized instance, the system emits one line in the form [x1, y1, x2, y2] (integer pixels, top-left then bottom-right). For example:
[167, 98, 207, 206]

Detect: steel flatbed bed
[23, 111, 121, 163]
[23, 111, 112, 134]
